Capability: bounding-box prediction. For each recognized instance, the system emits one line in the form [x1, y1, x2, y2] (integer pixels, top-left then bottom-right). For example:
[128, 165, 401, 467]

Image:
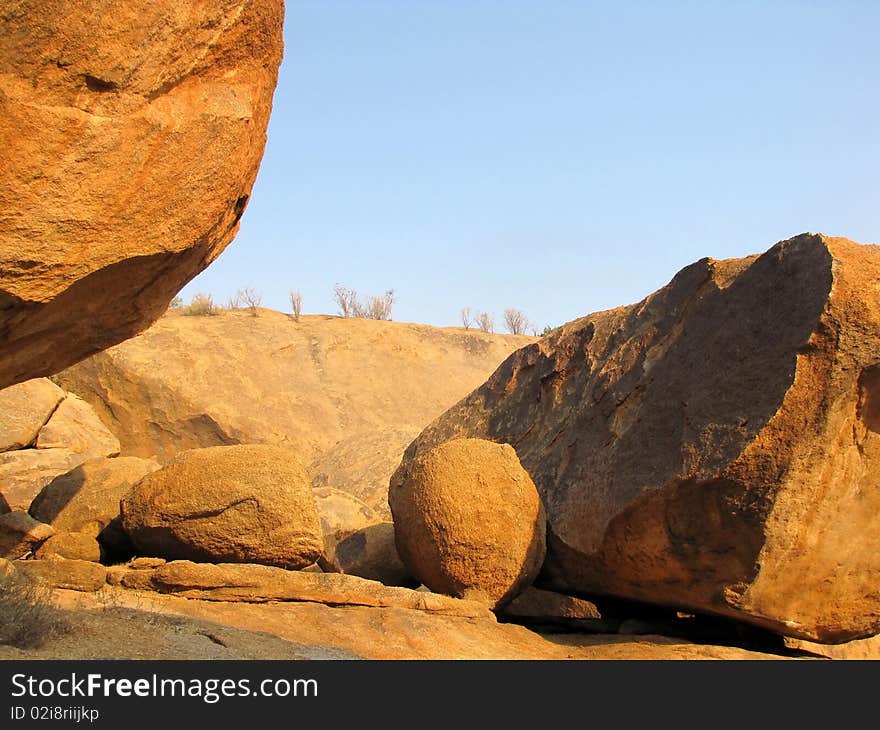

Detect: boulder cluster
[0, 385, 421, 603]
[397, 233, 880, 644]
[0, 378, 544, 620]
[0, 377, 155, 563]
[2, 233, 880, 652]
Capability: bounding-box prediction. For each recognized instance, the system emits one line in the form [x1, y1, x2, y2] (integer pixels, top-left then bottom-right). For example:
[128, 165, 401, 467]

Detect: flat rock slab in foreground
[19, 587, 788, 660]
[399, 233, 880, 643]
[133, 560, 494, 619]
[0, 0, 283, 388]
[15, 558, 107, 592]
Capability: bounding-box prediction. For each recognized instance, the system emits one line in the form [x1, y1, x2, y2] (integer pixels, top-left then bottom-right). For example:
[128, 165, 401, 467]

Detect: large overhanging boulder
[395, 233, 880, 643]
[0, 0, 284, 388]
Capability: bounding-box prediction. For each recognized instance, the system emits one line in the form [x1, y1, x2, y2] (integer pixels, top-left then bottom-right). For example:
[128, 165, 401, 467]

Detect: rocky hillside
[56, 310, 533, 515]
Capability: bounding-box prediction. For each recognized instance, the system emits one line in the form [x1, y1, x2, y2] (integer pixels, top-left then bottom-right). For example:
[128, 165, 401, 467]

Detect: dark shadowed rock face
[397, 233, 880, 643]
[0, 379, 123, 512]
[29, 456, 159, 555]
[0, 0, 284, 388]
[334, 522, 415, 588]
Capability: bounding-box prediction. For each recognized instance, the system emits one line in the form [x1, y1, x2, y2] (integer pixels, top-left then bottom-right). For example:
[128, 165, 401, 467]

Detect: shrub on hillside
[333, 285, 395, 321]
[503, 308, 531, 335]
[333, 284, 358, 318]
[237, 287, 262, 316]
[290, 290, 303, 321]
[354, 290, 394, 320]
[182, 292, 218, 316]
[226, 287, 262, 315]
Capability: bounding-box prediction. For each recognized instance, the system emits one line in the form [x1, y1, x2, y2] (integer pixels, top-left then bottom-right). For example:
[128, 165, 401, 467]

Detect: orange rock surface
[399, 234, 880, 643]
[391, 438, 546, 608]
[0, 0, 284, 387]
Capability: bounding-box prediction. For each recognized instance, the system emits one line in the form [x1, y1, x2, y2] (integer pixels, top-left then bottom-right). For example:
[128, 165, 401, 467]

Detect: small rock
[105, 565, 127, 586]
[335, 522, 414, 587]
[129, 557, 166, 570]
[500, 587, 603, 621]
[0, 378, 65, 453]
[784, 635, 880, 660]
[0, 511, 55, 559]
[36, 394, 120, 459]
[119, 570, 156, 591]
[15, 558, 107, 592]
[35, 532, 103, 563]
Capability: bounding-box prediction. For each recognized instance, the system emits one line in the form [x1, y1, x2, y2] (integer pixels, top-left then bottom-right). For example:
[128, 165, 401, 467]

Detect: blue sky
[180, 0, 879, 332]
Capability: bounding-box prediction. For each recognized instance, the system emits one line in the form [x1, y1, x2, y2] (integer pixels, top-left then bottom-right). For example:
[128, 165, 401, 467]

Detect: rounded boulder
[121, 445, 323, 569]
[389, 438, 546, 608]
[35, 532, 103, 563]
